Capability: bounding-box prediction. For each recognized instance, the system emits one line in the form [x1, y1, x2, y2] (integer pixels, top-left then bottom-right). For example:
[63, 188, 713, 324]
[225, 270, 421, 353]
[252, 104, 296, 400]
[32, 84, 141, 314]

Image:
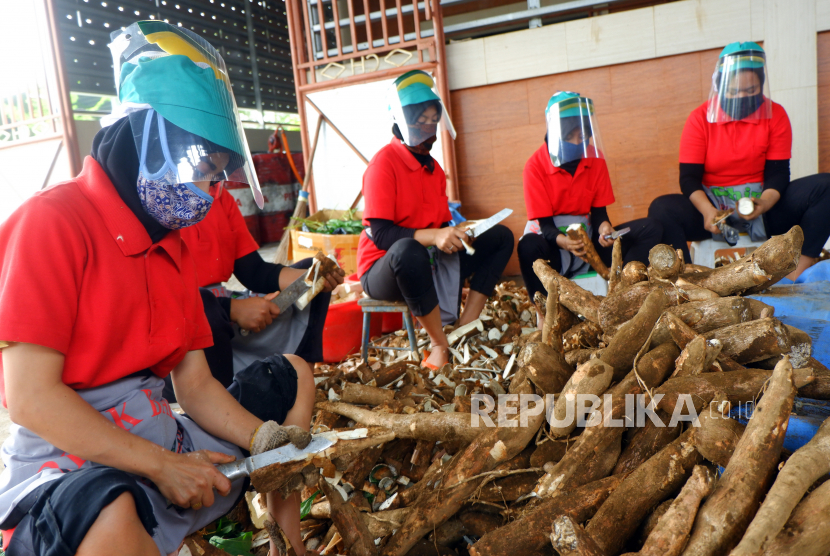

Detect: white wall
[0, 139, 71, 223]
[446, 0, 830, 179]
[304, 79, 448, 211]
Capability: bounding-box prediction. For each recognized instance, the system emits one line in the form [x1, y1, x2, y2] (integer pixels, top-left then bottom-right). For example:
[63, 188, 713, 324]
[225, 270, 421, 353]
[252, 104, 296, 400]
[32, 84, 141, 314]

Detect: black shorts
[4, 467, 157, 556]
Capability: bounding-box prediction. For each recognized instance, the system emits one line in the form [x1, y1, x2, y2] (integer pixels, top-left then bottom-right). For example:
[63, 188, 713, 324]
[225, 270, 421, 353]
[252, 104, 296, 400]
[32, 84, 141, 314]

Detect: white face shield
[545, 93, 605, 167]
[105, 21, 262, 207]
[707, 48, 772, 124]
[388, 70, 456, 148]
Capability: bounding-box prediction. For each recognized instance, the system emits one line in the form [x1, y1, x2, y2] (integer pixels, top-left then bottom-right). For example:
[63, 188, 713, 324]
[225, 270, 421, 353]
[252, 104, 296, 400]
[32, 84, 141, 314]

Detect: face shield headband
[545, 94, 604, 167]
[389, 70, 456, 148]
[707, 50, 772, 123]
[105, 21, 263, 208]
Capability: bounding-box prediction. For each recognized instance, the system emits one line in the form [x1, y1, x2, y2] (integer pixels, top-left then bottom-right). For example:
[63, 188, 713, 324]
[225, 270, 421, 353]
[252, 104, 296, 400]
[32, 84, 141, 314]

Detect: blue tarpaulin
[731, 277, 830, 456]
[748, 281, 830, 366]
[730, 400, 827, 453]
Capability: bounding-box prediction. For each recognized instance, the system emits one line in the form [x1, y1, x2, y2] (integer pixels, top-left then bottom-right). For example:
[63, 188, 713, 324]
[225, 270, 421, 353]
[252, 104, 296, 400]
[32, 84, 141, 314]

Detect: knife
[603, 227, 631, 241]
[465, 208, 513, 239]
[239, 273, 312, 336]
[458, 209, 514, 255]
[217, 435, 336, 481]
[272, 274, 312, 314]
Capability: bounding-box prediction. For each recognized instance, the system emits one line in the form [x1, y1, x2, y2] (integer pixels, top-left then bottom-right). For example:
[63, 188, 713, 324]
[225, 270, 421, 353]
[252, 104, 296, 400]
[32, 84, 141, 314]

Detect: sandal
[421, 346, 449, 370]
[421, 350, 440, 370]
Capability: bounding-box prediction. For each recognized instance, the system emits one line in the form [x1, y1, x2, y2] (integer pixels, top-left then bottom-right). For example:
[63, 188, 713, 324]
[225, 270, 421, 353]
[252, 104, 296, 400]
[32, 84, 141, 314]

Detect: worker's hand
[249, 421, 312, 455]
[737, 197, 774, 221]
[321, 267, 346, 293]
[700, 205, 722, 234]
[556, 234, 586, 258]
[229, 293, 280, 333]
[597, 221, 615, 248]
[151, 449, 235, 510]
[434, 227, 468, 254]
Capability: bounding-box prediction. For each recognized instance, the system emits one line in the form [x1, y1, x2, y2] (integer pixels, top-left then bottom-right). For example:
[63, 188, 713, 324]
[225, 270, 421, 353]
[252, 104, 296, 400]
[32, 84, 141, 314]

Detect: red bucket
[225, 181, 261, 244]
[382, 313, 403, 333]
[341, 274, 404, 335]
[322, 298, 381, 363]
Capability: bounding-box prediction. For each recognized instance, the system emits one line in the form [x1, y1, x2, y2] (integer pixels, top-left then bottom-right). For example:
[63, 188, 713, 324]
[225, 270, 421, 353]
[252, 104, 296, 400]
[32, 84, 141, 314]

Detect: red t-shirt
[0, 157, 212, 405]
[180, 188, 260, 287]
[523, 144, 616, 220]
[679, 100, 792, 187]
[357, 139, 452, 276]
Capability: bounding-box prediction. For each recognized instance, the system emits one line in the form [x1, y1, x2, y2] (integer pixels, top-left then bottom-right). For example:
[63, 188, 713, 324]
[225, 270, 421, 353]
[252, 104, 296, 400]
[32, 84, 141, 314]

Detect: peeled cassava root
[317, 402, 479, 443]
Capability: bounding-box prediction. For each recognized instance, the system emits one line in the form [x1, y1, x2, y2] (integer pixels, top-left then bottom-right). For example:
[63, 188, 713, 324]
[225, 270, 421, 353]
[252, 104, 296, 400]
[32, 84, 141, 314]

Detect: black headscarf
[91, 113, 169, 243]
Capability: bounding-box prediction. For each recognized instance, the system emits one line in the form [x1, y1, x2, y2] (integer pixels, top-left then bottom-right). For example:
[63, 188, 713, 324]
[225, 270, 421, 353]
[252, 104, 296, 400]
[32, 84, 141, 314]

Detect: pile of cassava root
[186, 225, 830, 556]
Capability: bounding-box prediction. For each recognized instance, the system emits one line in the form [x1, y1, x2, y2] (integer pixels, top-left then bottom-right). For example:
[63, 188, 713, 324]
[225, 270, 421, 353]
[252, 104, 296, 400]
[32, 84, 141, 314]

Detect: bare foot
[424, 346, 450, 368]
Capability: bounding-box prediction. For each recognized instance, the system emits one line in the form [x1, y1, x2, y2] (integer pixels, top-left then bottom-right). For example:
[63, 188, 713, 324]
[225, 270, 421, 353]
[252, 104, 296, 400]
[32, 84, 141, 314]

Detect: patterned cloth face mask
[136, 110, 214, 230]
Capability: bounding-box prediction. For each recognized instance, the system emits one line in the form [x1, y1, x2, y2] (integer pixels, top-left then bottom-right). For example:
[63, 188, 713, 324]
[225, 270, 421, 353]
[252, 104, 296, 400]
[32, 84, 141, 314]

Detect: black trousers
[648, 173, 830, 262]
[517, 218, 664, 300]
[360, 224, 514, 317]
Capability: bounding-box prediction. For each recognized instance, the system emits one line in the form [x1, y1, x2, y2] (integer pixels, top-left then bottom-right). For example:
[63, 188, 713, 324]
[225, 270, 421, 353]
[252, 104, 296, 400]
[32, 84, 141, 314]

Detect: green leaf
[209, 532, 254, 556]
[301, 489, 321, 519]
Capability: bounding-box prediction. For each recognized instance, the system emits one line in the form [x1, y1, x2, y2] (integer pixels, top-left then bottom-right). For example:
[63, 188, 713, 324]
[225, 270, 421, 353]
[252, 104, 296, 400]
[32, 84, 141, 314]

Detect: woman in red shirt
[357, 71, 514, 369]
[0, 22, 315, 556]
[517, 92, 664, 306]
[649, 42, 830, 280]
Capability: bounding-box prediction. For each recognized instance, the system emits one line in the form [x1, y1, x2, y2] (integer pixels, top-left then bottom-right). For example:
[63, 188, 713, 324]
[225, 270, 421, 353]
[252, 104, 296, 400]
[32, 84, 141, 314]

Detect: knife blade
[465, 209, 513, 239]
[217, 435, 336, 481]
[272, 274, 312, 314]
[239, 273, 312, 336]
[603, 227, 631, 241]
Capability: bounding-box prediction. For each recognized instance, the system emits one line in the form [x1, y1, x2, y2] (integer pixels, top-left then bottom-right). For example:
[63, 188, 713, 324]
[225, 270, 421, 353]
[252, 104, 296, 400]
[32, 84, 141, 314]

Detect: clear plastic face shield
[389, 70, 456, 148]
[545, 93, 604, 167]
[106, 21, 262, 207]
[707, 44, 772, 124]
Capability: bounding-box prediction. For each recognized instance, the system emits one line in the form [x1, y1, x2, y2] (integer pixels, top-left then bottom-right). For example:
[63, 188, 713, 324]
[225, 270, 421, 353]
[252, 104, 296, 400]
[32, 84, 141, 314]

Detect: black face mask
[720, 93, 764, 121]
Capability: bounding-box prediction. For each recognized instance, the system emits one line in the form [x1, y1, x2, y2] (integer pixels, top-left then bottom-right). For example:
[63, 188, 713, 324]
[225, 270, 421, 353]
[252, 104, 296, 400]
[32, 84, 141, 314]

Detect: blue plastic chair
[358, 297, 420, 364]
